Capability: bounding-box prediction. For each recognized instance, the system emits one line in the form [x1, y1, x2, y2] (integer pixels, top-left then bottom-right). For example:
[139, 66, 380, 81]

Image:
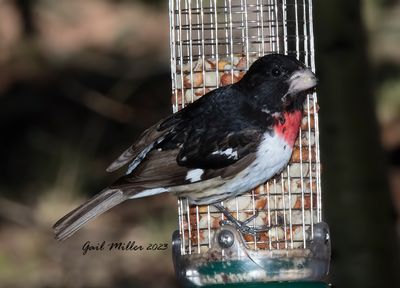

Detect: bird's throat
[274, 111, 302, 147]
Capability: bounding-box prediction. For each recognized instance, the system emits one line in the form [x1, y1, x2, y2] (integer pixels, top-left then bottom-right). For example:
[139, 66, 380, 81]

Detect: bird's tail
[53, 188, 127, 241]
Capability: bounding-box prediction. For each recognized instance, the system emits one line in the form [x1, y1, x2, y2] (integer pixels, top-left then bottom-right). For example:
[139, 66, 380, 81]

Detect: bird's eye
[271, 67, 281, 77]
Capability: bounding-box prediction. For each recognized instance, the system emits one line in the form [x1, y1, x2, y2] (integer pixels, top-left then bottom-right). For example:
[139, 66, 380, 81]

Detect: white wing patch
[185, 169, 204, 183]
[130, 187, 168, 199]
[211, 148, 238, 160]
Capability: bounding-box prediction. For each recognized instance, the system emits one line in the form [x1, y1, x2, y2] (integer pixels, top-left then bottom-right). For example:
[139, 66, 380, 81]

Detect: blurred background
[0, 0, 398, 287]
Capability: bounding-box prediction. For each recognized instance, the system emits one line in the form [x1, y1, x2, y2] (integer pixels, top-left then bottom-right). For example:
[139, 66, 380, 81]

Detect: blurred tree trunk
[314, 0, 399, 287]
[15, 0, 36, 36]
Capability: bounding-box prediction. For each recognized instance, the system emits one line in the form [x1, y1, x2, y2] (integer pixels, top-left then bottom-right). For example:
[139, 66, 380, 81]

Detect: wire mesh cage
[169, 0, 330, 286]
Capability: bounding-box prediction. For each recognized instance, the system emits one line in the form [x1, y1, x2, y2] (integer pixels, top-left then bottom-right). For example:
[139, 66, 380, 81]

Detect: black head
[237, 54, 317, 112]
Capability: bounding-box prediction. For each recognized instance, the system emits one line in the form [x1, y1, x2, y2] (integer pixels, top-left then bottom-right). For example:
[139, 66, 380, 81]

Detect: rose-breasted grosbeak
[53, 54, 317, 241]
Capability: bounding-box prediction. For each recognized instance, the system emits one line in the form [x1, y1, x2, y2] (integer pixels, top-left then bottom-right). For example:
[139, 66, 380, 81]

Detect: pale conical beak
[287, 68, 318, 95]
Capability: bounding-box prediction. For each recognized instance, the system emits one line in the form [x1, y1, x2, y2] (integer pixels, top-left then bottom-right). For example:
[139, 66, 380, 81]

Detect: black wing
[108, 85, 273, 187]
[158, 85, 273, 170]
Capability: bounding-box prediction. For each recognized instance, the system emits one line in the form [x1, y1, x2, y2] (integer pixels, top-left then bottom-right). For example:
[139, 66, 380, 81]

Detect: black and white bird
[53, 54, 317, 241]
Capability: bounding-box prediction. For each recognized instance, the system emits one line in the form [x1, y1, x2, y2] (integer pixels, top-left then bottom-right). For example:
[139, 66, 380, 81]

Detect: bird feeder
[168, 0, 330, 286]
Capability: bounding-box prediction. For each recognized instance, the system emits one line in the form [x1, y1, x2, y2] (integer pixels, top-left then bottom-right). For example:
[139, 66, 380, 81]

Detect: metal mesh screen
[169, 0, 321, 255]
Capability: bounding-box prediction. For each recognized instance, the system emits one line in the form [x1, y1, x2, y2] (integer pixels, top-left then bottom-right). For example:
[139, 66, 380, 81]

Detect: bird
[53, 54, 317, 241]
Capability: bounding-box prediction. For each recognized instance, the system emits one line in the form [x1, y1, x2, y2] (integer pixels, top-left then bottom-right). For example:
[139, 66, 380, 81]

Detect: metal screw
[217, 230, 235, 248]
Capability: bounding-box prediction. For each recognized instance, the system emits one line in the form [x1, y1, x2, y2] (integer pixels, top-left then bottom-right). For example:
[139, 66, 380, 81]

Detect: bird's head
[238, 54, 317, 113]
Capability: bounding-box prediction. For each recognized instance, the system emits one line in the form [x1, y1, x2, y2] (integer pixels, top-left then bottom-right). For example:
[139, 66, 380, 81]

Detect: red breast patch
[274, 111, 302, 147]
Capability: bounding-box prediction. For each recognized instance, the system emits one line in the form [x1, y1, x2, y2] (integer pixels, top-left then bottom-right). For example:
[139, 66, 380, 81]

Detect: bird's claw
[219, 218, 270, 235]
[238, 223, 271, 235]
[241, 210, 259, 225]
[215, 204, 270, 235]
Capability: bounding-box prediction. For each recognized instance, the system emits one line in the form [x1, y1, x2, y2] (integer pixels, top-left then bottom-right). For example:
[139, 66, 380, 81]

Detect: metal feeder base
[172, 223, 330, 287]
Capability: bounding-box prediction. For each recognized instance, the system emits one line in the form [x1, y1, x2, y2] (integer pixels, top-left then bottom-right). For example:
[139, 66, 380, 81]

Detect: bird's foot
[214, 204, 270, 235]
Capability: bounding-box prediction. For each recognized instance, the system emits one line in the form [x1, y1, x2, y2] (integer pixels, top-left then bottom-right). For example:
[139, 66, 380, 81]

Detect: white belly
[186, 132, 292, 205]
